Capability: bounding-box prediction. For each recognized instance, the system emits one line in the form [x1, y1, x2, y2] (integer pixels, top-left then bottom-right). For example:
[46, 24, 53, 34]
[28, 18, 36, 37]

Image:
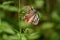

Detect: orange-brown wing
[24, 14, 35, 24]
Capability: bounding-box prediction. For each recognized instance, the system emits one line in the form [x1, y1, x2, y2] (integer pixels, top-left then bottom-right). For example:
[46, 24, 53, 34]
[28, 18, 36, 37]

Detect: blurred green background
[0, 0, 60, 40]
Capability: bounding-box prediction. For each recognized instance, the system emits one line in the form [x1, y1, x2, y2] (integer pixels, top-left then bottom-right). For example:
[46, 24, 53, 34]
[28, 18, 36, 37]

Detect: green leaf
[51, 10, 60, 22]
[24, 28, 34, 34]
[28, 32, 40, 40]
[8, 35, 19, 40]
[20, 6, 27, 13]
[3, 34, 9, 40]
[3, 34, 19, 40]
[20, 34, 27, 40]
[41, 22, 54, 30]
[1, 22, 15, 34]
[2, 1, 14, 5]
[0, 4, 19, 12]
[35, 0, 44, 8]
[19, 21, 33, 28]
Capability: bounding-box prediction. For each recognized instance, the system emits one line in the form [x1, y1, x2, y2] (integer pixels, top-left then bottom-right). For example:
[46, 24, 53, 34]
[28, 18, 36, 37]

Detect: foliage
[0, 0, 60, 40]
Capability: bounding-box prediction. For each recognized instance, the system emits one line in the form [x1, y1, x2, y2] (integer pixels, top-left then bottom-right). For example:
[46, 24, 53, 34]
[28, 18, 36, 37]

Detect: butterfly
[24, 6, 39, 25]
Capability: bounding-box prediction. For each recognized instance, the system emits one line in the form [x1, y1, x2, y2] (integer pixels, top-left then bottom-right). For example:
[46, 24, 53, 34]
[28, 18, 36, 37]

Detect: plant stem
[18, 0, 22, 40]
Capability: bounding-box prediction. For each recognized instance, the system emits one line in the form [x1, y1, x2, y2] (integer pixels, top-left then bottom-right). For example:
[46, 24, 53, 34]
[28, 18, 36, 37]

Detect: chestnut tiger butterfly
[24, 6, 40, 25]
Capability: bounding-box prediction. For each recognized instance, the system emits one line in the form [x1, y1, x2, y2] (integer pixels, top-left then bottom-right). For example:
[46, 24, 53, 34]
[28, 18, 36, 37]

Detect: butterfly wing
[32, 14, 39, 25]
[24, 6, 40, 25]
[24, 13, 35, 24]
